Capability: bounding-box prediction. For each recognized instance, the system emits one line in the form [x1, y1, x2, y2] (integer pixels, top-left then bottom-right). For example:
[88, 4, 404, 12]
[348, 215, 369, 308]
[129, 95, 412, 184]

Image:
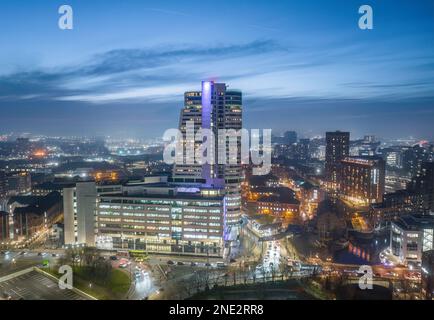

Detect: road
[256, 240, 281, 276]
[0, 250, 62, 277]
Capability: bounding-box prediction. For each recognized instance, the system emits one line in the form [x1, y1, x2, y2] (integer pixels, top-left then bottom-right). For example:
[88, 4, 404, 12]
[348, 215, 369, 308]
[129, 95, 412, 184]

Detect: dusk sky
[0, 0, 433, 139]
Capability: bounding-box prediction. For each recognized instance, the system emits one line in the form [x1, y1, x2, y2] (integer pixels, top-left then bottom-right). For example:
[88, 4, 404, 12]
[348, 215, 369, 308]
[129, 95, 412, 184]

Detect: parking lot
[0, 270, 89, 300]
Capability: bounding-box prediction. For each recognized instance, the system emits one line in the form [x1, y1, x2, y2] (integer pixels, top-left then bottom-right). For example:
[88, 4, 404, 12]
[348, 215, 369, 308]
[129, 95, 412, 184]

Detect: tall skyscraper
[408, 161, 434, 212]
[172, 81, 243, 240]
[403, 145, 434, 177]
[0, 170, 6, 200]
[325, 131, 350, 187]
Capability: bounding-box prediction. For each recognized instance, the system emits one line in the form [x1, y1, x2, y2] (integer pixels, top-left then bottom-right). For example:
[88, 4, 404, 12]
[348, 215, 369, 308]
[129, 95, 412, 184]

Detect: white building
[63, 181, 122, 246]
[63, 178, 228, 258]
[172, 81, 243, 241]
[391, 213, 434, 266]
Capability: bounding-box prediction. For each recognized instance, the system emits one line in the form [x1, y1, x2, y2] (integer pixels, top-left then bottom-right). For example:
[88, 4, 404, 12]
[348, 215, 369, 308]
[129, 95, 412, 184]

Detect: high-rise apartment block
[172, 81, 243, 239]
[325, 131, 350, 188]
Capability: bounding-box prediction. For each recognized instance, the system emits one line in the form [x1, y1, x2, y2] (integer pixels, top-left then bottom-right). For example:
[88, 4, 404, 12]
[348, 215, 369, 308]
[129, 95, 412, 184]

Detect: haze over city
[1, 0, 434, 308]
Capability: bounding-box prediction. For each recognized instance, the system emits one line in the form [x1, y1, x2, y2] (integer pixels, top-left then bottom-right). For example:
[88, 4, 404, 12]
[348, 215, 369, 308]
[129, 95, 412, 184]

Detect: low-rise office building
[63, 178, 228, 258]
[390, 214, 434, 266]
[96, 184, 226, 257]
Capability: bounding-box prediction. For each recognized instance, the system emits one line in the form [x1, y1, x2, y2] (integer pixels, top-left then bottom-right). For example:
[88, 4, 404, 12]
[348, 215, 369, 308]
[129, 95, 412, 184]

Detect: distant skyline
[0, 0, 433, 139]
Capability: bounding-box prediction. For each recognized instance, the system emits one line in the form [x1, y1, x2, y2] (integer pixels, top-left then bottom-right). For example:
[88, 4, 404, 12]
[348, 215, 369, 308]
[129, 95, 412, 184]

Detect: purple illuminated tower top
[201, 81, 213, 185]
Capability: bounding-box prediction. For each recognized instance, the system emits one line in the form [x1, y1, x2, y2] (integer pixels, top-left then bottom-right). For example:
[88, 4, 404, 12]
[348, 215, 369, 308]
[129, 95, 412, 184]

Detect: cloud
[0, 40, 282, 103]
[0, 37, 433, 105]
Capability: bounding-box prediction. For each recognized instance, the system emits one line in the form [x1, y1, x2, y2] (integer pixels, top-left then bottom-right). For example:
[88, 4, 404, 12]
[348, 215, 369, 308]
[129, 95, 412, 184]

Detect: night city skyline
[0, 0, 433, 139]
[1, 0, 434, 309]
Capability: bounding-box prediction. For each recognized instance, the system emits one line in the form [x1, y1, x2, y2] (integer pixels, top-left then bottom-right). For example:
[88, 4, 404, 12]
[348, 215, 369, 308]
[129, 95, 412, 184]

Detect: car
[216, 262, 226, 268]
[177, 261, 185, 266]
[52, 253, 59, 257]
[110, 255, 118, 260]
[205, 262, 211, 267]
[119, 263, 128, 268]
[37, 252, 43, 256]
[190, 262, 197, 267]
[167, 260, 175, 265]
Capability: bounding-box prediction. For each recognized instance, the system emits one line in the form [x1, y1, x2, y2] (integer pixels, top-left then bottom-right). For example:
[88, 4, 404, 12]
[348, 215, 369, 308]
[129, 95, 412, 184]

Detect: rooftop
[12, 192, 62, 216]
[392, 213, 434, 230]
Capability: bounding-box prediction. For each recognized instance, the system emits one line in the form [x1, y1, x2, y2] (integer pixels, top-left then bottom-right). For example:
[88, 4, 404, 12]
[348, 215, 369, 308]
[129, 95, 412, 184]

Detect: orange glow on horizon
[33, 149, 47, 157]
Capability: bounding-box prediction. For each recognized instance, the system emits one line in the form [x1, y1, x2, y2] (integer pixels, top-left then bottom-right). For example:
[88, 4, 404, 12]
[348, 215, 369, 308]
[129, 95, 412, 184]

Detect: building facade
[408, 161, 434, 212]
[0, 211, 9, 241]
[325, 131, 350, 188]
[256, 195, 300, 218]
[340, 156, 385, 205]
[422, 250, 434, 300]
[0, 170, 7, 212]
[0, 170, 6, 199]
[63, 179, 228, 258]
[96, 184, 226, 257]
[64, 181, 122, 246]
[172, 81, 243, 241]
[391, 214, 434, 265]
[6, 172, 31, 195]
[12, 192, 62, 238]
